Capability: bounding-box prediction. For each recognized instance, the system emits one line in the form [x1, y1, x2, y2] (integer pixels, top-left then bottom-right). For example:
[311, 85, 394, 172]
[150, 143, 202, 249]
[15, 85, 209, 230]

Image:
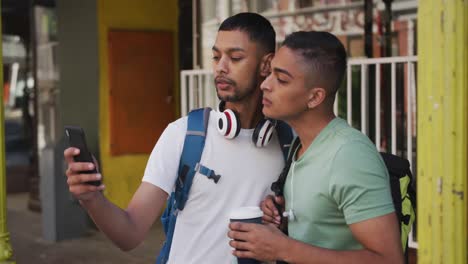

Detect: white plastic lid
[229, 206, 263, 220]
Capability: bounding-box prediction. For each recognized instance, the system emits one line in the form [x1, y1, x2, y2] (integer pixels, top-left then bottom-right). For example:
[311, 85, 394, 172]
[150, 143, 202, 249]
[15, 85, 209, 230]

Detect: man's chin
[217, 93, 239, 102]
[262, 107, 277, 119]
[216, 90, 228, 100]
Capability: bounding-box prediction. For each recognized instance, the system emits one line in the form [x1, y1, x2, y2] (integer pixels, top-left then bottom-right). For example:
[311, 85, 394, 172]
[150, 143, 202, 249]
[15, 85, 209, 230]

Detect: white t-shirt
[143, 110, 285, 263]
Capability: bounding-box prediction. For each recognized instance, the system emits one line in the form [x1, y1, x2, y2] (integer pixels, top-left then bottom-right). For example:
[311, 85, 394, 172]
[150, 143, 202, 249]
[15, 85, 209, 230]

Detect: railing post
[418, 0, 468, 263]
[179, 69, 215, 115]
[0, 4, 16, 263]
[180, 71, 187, 116]
[346, 64, 352, 125]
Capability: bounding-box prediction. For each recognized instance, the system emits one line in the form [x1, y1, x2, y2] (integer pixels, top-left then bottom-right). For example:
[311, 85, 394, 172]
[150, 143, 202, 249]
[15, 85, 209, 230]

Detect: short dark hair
[219, 12, 276, 54]
[281, 31, 347, 98]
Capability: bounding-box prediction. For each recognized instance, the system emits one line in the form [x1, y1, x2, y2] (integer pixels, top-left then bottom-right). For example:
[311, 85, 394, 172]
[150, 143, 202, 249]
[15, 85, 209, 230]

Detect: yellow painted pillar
[417, 1, 468, 264]
[0, 4, 16, 264]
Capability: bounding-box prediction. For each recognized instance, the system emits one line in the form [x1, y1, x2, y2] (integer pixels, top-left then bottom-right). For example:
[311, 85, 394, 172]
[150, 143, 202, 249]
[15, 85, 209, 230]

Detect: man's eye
[212, 56, 219, 61]
[277, 78, 287, 84]
[231, 57, 242, 62]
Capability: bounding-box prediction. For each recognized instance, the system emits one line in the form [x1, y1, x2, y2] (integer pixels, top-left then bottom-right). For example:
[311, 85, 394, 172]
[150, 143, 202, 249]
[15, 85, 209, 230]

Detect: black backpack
[380, 152, 416, 256]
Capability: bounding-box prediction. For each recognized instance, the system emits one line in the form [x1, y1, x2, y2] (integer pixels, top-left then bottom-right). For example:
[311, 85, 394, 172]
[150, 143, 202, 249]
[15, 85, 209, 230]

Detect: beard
[217, 90, 243, 102]
[215, 74, 259, 102]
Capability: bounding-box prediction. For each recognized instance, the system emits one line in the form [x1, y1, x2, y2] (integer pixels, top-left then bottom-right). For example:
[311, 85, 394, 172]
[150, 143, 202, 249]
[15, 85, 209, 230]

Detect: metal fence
[345, 56, 418, 248]
[180, 69, 216, 116]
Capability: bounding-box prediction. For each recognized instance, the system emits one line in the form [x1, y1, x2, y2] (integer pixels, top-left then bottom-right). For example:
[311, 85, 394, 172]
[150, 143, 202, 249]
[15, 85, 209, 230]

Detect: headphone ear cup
[225, 109, 240, 139]
[217, 109, 240, 139]
[217, 112, 229, 136]
[252, 119, 275, 147]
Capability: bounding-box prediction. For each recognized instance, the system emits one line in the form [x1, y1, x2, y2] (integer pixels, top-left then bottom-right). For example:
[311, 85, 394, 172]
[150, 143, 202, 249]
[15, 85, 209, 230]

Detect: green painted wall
[417, 1, 468, 263]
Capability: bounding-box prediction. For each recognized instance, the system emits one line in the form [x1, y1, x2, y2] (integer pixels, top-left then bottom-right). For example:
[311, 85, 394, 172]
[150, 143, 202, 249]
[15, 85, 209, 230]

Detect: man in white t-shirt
[64, 13, 285, 263]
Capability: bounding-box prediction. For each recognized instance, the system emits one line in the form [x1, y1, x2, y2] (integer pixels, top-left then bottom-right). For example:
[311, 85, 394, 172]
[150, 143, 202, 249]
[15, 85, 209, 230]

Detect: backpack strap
[157, 107, 211, 264]
[270, 120, 294, 196]
[275, 120, 294, 160]
[175, 107, 211, 210]
[271, 136, 300, 197]
[270, 136, 300, 249]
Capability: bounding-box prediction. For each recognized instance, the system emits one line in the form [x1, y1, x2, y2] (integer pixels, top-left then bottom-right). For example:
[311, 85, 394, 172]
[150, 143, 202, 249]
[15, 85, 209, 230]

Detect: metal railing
[180, 69, 216, 115]
[180, 55, 418, 248]
[345, 56, 418, 248]
[345, 56, 417, 160]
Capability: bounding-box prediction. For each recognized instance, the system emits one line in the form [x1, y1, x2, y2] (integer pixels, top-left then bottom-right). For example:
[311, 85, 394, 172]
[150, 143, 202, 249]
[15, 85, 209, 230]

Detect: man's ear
[260, 53, 274, 77]
[307, 87, 327, 109]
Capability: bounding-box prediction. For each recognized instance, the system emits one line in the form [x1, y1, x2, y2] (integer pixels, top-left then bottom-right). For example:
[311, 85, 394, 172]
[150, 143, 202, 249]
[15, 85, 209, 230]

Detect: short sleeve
[329, 140, 395, 224]
[142, 117, 187, 195]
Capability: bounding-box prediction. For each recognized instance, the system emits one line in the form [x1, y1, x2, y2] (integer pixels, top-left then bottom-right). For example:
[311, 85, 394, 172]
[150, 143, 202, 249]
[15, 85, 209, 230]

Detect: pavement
[7, 192, 165, 264]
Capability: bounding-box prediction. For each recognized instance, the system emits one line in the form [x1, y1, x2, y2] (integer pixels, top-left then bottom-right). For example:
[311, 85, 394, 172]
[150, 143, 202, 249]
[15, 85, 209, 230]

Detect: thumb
[275, 196, 285, 206]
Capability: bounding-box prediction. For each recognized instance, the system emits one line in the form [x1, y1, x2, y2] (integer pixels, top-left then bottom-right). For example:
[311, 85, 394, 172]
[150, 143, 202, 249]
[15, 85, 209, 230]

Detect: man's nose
[261, 74, 272, 92]
[215, 57, 229, 75]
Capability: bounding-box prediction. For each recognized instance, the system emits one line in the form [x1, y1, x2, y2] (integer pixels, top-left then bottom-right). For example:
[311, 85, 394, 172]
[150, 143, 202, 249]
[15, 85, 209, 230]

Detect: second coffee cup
[229, 206, 263, 264]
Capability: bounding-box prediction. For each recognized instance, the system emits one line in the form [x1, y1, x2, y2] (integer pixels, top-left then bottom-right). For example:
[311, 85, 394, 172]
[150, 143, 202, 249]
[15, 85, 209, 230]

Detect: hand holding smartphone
[64, 126, 102, 186]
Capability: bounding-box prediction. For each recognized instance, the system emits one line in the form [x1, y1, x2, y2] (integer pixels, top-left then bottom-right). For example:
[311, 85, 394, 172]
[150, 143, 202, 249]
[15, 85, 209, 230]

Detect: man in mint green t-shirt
[283, 118, 395, 251]
[228, 31, 404, 264]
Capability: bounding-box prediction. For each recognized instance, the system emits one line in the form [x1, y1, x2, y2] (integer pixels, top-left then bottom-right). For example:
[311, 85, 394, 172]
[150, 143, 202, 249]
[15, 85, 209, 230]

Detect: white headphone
[283, 209, 296, 221]
[216, 101, 276, 147]
[283, 157, 297, 222]
[217, 106, 240, 139]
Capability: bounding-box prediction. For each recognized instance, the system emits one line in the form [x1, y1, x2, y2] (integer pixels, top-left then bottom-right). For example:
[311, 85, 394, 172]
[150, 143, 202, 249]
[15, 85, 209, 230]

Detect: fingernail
[96, 174, 102, 180]
[88, 164, 94, 169]
[74, 149, 79, 154]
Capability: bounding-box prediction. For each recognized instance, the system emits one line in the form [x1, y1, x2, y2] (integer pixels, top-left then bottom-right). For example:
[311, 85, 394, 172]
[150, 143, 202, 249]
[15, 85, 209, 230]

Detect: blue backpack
[156, 107, 293, 264]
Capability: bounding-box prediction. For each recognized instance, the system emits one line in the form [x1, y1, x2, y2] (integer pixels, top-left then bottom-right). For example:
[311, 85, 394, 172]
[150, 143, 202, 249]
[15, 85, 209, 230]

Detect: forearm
[80, 194, 145, 251]
[279, 238, 402, 264]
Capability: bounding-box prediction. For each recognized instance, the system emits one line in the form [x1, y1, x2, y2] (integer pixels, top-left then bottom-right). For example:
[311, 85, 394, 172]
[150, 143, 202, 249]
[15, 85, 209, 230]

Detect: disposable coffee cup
[229, 206, 263, 264]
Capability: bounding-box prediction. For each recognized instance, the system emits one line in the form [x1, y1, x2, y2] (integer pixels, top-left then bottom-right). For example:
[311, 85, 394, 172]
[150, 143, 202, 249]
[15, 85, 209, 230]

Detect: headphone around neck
[216, 101, 276, 147]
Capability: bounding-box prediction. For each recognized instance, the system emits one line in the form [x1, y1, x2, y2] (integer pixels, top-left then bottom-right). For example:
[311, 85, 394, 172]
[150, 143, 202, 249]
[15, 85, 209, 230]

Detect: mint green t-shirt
[285, 117, 394, 250]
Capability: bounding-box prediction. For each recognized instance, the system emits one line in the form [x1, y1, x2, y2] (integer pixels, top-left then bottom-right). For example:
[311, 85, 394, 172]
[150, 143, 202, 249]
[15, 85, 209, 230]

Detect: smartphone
[64, 126, 101, 186]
